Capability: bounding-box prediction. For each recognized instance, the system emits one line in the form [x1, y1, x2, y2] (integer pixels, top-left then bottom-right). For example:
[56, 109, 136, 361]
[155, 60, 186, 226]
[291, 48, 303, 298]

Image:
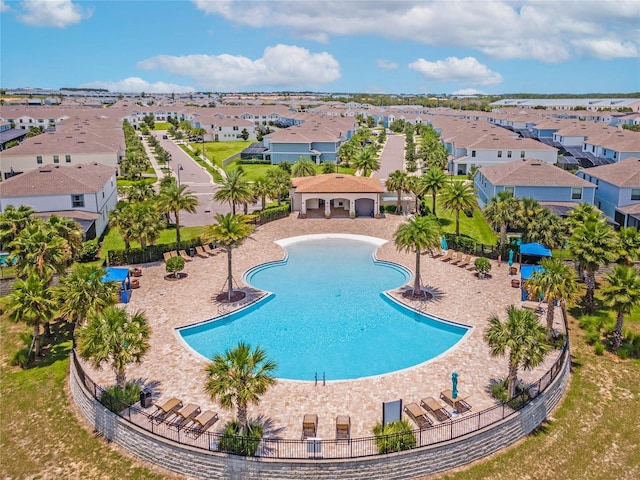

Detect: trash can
[188, 247, 196, 257]
[140, 389, 153, 408]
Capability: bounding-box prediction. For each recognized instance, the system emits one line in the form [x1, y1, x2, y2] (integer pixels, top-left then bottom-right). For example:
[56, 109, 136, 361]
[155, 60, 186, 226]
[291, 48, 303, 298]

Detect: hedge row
[106, 238, 205, 266]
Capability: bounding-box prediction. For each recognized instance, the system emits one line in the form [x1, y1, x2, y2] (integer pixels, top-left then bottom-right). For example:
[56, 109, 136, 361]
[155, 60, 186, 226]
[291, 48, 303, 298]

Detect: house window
[71, 194, 84, 207]
[631, 189, 640, 201]
[505, 186, 514, 194]
[65, 155, 71, 163]
[233, 126, 239, 131]
[507, 150, 512, 158]
[36, 156, 42, 164]
[53, 155, 59, 164]
[471, 150, 476, 158]
[520, 150, 525, 158]
[572, 188, 582, 200]
[497, 151, 502, 158]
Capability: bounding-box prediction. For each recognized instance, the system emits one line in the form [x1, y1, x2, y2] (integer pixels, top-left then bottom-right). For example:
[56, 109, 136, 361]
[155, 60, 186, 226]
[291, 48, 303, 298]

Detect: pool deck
[83, 214, 564, 440]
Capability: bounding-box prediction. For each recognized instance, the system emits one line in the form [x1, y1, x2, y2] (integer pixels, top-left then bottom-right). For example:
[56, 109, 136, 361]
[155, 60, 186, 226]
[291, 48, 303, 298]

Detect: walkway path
[373, 133, 405, 180]
[82, 215, 564, 441]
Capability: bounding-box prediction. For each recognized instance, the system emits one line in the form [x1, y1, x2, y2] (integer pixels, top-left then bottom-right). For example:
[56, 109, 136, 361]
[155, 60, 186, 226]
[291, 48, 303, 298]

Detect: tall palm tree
[215, 169, 252, 214]
[421, 167, 448, 217]
[337, 141, 357, 168]
[130, 201, 164, 251]
[523, 208, 567, 249]
[525, 257, 580, 338]
[440, 180, 476, 236]
[483, 191, 519, 251]
[47, 215, 83, 263]
[76, 306, 151, 389]
[291, 158, 317, 177]
[385, 170, 409, 214]
[601, 265, 640, 351]
[568, 219, 618, 312]
[125, 182, 156, 203]
[109, 201, 137, 250]
[565, 203, 601, 233]
[201, 213, 255, 302]
[252, 177, 272, 210]
[0, 204, 34, 249]
[616, 227, 640, 266]
[156, 183, 199, 244]
[394, 215, 442, 296]
[484, 305, 550, 400]
[352, 147, 380, 177]
[265, 168, 291, 206]
[55, 264, 118, 331]
[204, 342, 277, 435]
[10, 219, 70, 279]
[406, 176, 426, 215]
[6, 273, 56, 358]
[515, 197, 542, 231]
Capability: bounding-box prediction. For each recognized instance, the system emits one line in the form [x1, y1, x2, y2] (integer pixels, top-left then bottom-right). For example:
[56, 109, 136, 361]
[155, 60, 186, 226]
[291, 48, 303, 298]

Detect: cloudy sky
[1, 0, 638, 94]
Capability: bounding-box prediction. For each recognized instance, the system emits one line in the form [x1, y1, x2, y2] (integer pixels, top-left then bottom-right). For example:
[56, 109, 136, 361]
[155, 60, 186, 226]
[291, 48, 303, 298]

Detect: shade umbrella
[452, 371, 459, 399]
[508, 249, 514, 267]
[441, 235, 448, 250]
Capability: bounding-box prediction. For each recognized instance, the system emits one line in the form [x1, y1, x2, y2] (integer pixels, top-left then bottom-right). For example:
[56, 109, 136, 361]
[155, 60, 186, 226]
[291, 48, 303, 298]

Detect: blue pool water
[179, 237, 468, 381]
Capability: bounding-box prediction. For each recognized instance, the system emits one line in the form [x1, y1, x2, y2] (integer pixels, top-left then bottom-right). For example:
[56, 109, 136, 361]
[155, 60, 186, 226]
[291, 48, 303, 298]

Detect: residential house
[577, 157, 640, 228]
[0, 163, 118, 239]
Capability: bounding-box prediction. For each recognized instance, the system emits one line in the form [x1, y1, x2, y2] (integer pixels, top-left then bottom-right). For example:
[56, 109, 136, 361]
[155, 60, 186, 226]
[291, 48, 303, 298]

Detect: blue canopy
[520, 242, 552, 257]
[102, 267, 130, 283]
[520, 265, 545, 280]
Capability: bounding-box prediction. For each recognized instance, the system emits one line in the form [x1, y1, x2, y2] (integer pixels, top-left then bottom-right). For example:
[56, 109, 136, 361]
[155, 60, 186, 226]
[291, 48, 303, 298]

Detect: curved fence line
[71, 340, 568, 460]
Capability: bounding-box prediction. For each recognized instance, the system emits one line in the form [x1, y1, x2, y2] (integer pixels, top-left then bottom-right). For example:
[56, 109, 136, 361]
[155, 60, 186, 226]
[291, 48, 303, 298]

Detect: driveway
[373, 133, 405, 180]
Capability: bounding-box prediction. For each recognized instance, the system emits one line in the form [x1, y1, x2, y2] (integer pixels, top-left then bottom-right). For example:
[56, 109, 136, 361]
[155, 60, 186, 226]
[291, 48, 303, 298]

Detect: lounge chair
[302, 414, 318, 439]
[163, 251, 177, 262]
[440, 250, 454, 262]
[420, 397, 452, 422]
[440, 390, 472, 413]
[431, 248, 446, 258]
[171, 403, 201, 426]
[456, 254, 473, 268]
[152, 397, 182, 421]
[188, 410, 218, 436]
[178, 250, 193, 262]
[195, 246, 209, 258]
[336, 415, 350, 440]
[202, 244, 217, 256]
[449, 252, 464, 264]
[404, 402, 433, 429]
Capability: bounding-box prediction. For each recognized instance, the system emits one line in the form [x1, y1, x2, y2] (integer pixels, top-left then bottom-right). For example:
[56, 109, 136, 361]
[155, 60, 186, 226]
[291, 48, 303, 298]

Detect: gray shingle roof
[579, 157, 640, 187]
[479, 158, 593, 187]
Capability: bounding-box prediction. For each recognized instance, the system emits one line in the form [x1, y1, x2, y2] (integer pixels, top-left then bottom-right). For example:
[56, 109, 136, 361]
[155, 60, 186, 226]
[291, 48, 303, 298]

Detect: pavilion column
[325, 198, 331, 219]
[349, 199, 355, 218]
[301, 198, 307, 219]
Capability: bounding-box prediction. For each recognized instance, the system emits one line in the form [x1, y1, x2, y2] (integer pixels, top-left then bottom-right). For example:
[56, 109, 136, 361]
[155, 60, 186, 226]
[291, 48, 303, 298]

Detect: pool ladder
[314, 372, 326, 386]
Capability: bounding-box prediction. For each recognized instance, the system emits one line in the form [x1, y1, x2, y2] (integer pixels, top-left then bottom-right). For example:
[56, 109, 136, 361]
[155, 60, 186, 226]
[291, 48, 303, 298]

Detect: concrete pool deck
[82, 214, 564, 440]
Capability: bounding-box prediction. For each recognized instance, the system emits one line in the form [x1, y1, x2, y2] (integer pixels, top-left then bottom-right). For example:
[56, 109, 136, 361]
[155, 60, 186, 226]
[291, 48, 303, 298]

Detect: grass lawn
[116, 177, 156, 187]
[434, 204, 498, 246]
[153, 122, 172, 130]
[1, 298, 638, 479]
[190, 140, 253, 168]
[100, 226, 206, 257]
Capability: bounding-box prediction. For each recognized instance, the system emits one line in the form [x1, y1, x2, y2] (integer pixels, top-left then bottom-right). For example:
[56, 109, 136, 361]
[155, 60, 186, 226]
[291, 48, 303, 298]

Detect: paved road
[373, 133, 405, 180]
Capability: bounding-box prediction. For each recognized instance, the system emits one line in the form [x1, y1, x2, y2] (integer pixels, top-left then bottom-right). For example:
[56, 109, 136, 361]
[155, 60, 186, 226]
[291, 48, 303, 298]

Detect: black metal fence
[72, 340, 568, 460]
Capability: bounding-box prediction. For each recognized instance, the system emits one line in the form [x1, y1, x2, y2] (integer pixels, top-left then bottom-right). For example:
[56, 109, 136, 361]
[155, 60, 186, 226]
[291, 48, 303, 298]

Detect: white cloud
[137, 44, 340, 91]
[377, 59, 398, 71]
[79, 78, 196, 94]
[17, 0, 91, 28]
[192, 0, 640, 62]
[571, 38, 639, 60]
[452, 88, 487, 96]
[408, 57, 503, 87]
[0, 1, 10, 13]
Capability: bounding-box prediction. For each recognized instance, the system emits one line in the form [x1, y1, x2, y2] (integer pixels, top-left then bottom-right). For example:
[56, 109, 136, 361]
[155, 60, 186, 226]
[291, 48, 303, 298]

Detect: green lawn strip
[0, 320, 170, 480]
[117, 177, 156, 187]
[153, 122, 172, 130]
[190, 140, 253, 168]
[100, 226, 206, 258]
[178, 144, 222, 182]
[435, 205, 498, 246]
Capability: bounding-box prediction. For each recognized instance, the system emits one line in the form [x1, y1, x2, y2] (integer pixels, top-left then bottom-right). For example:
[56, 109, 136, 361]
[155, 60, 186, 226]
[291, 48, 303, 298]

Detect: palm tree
[252, 177, 272, 210]
[125, 182, 155, 203]
[291, 158, 317, 177]
[523, 208, 567, 249]
[440, 180, 476, 236]
[484, 305, 550, 400]
[6, 273, 56, 358]
[352, 147, 380, 177]
[337, 141, 357, 168]
[130, 201, 164, 251]
[406, 176, 426, 215]
[201, 213, 254, 302]
[215, 169, 252, 214]
[10, 219, 70, 279]
[385, 170, 409, 214]
[109, 202, 137, 250]
[421, 167, 448, 217]
[525, 257, 580, 338]
[204, 342, 277, 434]
[565, 203, 601, 233]
[601, 265, 640, 351]
[47, 215, 83, 263]
[483, 191, 519, 251]
[394, 215, 442, 296]
[0, 204, 34, 249]
[568, 219, 618, 312]
[76, 306, 151, 389]
[55, 264, 118, 331]
[265, 168, 291, 206]
[156, 183, 199, 244]
[616, 227, 640, 265]
[515, 197, 542, 231]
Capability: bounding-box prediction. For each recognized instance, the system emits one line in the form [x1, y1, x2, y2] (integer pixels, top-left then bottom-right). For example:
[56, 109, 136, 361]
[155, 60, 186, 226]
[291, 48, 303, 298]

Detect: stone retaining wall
[69, 349, 570, 480]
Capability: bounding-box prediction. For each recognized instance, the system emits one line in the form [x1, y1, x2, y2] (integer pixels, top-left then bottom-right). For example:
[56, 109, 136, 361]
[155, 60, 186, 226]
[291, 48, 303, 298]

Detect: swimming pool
[178, 235, 469, 381]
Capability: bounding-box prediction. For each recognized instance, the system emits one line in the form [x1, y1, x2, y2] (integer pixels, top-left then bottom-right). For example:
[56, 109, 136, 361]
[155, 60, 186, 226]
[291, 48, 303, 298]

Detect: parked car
[162, 134, 168, 139]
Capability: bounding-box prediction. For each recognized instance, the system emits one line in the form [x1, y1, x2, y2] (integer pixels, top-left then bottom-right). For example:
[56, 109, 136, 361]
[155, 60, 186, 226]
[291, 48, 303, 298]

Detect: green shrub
[100, 383, 141, 413]
[10, 348, 31, 368]
[490, 379, 509, 403]
[593, 342, 605, 356]
[617, 347, 630, 360]
[584, 330, 601, 345]
[474, 257, 492, 278]
[218, 420, 263, 456]
[372, 420, 416, 454]
[78, 238, 100, 263]
[490, 378, 531, 409]
[165, 256, 185, 277]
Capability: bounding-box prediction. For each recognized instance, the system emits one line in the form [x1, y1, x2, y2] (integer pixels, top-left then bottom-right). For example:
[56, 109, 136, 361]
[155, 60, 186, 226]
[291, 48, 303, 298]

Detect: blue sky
[1, 0, 639, 95]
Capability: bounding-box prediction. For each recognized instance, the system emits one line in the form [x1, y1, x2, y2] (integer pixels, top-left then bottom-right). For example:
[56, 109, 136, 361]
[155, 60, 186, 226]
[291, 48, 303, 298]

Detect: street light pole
[177, 164, 183, 187]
